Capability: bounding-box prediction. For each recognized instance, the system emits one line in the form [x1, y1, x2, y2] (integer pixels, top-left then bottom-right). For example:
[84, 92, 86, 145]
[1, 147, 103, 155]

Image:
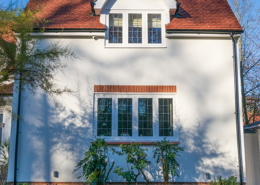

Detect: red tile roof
[166, 0, 242, 31]
[27, 0, 105, 30]
[27, 0, 242, 31]
[0, 83, 14, 95]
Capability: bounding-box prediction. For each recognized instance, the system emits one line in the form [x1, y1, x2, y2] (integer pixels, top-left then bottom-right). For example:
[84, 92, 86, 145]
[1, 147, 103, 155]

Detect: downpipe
[230, 32, 243, 185]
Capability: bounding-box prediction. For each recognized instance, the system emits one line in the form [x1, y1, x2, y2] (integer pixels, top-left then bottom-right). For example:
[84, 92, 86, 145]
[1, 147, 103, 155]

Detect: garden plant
[152, 138, 184, 185]
[74, 138, 115, 185]
[113, 142, 151, 185]
[211, 176, 238, 185]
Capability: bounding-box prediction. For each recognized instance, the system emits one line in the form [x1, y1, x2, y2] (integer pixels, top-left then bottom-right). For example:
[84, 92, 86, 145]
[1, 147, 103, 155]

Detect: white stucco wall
[0, 97, 12, 144]
[7, 36, 242, 183]
[244, 132, 260, 185]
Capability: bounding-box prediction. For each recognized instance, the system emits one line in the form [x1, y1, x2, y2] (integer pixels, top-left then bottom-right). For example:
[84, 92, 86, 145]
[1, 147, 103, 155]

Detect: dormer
[93, 0, 177, 47]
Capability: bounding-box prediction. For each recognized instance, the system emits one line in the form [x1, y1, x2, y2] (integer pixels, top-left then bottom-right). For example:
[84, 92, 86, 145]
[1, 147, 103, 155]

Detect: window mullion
[123, 12, 128, 45]
[143, 12, 147, 46]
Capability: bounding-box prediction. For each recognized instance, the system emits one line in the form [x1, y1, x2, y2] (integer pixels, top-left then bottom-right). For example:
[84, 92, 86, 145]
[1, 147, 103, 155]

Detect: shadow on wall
[176, 121, 239, 182]
[18, 78, 94, 181]
[15, 37, 237, 182]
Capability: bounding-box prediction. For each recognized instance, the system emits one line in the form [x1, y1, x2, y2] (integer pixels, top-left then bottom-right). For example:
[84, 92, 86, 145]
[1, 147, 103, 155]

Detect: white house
[0, 83, 13, 145]
[7, 0, 246, 184]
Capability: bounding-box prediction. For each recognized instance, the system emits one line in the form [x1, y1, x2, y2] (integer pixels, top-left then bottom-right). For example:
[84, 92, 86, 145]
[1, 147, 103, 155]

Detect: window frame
[105, 10, 166, 48]
[93, 93, 178, 142]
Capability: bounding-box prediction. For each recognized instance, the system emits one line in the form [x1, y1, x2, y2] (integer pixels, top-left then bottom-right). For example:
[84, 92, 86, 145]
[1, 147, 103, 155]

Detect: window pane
[138, 98, 153, 136]
[109, 14, 123, 43]
[97, 98, 112, 136]
[148, 14, 161, 44]
[159, 99, 173, 136]
[128, 14, 142, 44]
[118, 98, 132, 136]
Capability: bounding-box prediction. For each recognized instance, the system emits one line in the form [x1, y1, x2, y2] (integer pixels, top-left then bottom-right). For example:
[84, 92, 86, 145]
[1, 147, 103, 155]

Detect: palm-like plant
[152, 138, 183, 185]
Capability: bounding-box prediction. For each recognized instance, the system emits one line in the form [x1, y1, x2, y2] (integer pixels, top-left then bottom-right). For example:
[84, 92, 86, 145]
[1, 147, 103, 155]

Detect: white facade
[0, 97, 12, 145]
[244, 131, 260, 185]
[7, 34, 245, 183]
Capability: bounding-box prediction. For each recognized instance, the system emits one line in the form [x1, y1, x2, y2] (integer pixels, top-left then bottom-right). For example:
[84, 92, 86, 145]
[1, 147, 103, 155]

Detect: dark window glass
[109, 14, 123, 43]
[97, 98, 112, 136]
[138, 98, 153, 136]
[159, 99, 173, 136]
[118, 99, 132, 136]
[128, 14, 142, 43]
[148, 14, 161, 44]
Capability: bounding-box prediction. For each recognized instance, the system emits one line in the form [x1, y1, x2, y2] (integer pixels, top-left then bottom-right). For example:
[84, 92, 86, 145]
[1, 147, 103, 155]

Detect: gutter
[166, 29, 244, 34]
[230, 32, 244, 185]
[33, 28, 106, 33]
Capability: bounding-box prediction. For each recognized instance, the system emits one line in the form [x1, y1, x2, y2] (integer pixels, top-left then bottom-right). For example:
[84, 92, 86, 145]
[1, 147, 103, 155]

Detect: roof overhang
[244, 121, 260, 132]
[94, 0, 177, 15]
[94, 0, 108, 15]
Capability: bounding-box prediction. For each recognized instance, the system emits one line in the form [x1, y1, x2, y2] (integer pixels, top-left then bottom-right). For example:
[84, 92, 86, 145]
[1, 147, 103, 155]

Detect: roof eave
[166, 29, 244, 34]
[33, 28, 107, 33]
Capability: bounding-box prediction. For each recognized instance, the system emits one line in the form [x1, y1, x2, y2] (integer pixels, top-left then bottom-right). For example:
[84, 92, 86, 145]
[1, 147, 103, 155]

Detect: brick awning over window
[94, 85, 177, 93]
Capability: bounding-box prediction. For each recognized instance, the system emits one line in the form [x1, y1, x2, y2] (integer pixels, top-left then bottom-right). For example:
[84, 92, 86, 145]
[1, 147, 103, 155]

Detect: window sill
[105, 141, 179, 145]
[104, 43, 166, 48]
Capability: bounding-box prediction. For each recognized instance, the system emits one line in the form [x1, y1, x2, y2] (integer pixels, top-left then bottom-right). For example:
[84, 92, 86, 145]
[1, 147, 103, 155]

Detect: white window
[105, 10, 166, 47]
[109, 14, 123, 43]
[94, 94, 177, 142]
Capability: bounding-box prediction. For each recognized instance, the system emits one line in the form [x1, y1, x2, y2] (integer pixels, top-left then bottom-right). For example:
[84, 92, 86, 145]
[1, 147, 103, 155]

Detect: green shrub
[113, 142, 150, 185]
[211, 176, 238, 185]
[152, 138, 184, 185]
[74, 138, 115, 185]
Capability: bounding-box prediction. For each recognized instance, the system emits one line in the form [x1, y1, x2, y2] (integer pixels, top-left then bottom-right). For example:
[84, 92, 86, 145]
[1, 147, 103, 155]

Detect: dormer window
[148, 14, 162, 44]
[128, 14, 142, 44]
[105, 11, 166, 47]
[109, 14, 123, 43]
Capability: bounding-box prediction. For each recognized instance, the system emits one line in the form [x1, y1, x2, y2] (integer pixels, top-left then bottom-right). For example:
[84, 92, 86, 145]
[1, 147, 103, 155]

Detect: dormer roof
[27, 0, 243, 32]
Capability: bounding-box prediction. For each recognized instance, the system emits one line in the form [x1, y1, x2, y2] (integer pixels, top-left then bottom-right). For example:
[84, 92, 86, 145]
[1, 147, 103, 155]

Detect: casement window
[128, 14, 142, 44]
[109, 14, 123, 43]
[94, 92, 177, 142]
[148, 14, 162, 44]
[105, 10, 166, 47]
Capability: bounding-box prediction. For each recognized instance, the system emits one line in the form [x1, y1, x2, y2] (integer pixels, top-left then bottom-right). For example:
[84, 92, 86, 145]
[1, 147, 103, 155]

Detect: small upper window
[109, 14, 123, 43]
[106, 12, 165, 47]
[128, 14, 142, 44]
[148, 14, 161, 44]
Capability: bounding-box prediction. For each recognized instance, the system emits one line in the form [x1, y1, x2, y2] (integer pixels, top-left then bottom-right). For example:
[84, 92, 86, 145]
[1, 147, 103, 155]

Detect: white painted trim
[93, 94, 178, 142]
[166, 33, 242, 38]
[105, 10, 166, 48]
[29, 32, 105, 37]
[162, 0, 177, 9]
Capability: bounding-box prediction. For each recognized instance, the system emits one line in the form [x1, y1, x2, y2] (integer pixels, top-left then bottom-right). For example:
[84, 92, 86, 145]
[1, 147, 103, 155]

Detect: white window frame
[93, 93, 178, 142]
[105, 10, 166, 48]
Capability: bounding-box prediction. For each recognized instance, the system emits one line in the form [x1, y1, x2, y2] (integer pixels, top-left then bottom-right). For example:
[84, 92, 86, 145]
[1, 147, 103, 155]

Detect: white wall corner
[94, 0, 108, 15]
[162, 0, 177, 9]
[162, 0, 177, 24]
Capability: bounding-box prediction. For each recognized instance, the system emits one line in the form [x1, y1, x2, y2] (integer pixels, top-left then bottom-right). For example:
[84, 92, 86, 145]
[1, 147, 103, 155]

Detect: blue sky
[0, 0, 259, 14]
[0, 0, 260, 8]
